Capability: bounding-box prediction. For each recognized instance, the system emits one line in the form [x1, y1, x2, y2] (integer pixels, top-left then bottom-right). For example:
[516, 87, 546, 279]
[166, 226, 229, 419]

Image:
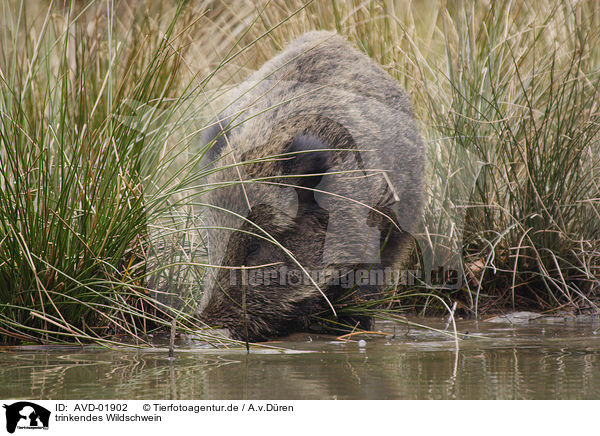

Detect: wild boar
[197, 31, 424, 341]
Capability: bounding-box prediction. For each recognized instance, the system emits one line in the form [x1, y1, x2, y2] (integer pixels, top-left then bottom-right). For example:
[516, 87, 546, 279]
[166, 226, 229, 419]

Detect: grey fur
[198, 31, 424, 341]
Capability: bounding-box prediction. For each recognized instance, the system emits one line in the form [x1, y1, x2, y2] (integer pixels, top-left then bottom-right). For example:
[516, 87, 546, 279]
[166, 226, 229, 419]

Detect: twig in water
[336, 331, 389, 341]
[444, 301, 458, 331]
[242, 266, 250, 353]
[169, 318, 176, 359]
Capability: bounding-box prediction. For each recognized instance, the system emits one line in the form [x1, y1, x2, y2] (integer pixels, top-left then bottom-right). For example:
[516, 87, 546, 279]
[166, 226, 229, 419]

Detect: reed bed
[1, 0, 598, 344]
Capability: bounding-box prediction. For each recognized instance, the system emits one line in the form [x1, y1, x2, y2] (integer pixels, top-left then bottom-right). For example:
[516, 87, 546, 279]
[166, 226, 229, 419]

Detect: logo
[3, 402, 50, 434]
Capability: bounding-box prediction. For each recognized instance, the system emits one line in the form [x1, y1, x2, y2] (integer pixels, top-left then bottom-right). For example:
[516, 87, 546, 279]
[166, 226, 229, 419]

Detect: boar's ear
[202, 118, 229, 162]
[281, 115, 365, 187]
[283, 133, 330, 189]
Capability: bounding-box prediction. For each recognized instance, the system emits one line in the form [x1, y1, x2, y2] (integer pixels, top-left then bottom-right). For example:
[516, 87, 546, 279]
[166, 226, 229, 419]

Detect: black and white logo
[3, 402, 50, 434]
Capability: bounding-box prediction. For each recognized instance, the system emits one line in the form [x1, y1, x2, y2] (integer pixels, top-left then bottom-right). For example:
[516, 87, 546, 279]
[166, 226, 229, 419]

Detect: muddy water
[1, 316, 600, 399]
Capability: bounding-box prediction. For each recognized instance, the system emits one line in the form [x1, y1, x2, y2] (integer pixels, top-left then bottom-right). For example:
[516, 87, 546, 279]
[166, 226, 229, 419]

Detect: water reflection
[1, 319, 599, 399]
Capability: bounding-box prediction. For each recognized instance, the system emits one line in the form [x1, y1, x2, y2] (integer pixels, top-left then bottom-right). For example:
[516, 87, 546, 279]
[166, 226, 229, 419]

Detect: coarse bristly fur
[197, 31, 425, 341]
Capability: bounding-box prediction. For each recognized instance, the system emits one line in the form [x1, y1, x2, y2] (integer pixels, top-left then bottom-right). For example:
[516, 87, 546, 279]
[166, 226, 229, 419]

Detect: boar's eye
[247, 242, 260, 256]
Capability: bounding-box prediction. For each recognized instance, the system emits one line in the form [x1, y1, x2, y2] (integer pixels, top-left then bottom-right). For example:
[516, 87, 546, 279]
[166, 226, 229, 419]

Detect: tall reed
[0, 1, 235, 345]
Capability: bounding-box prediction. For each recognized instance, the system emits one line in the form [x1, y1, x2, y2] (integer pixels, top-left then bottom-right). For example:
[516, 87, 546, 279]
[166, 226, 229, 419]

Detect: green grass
[0, 1, 235, 346]
[1, 0, 599, 345]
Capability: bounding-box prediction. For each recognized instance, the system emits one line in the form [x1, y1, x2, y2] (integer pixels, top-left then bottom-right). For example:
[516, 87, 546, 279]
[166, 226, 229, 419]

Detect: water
[2, 316, 600, 400]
